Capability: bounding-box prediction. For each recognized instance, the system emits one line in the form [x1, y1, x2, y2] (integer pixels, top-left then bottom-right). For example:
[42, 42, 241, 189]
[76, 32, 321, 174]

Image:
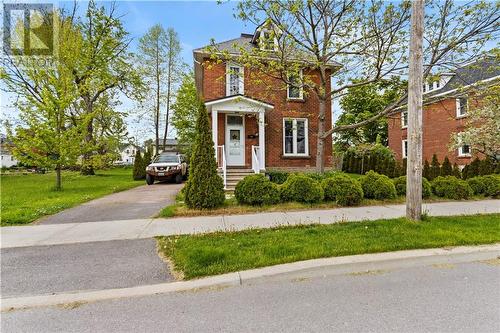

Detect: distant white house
[149, 138, 180, 156]
[0, 134, 18, 168]
[116, 144, 140, 165]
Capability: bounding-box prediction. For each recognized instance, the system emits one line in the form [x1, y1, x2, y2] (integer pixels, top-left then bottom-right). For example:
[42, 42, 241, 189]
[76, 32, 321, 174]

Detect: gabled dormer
[251, 20, 281, 52]
[423, 73, 453, 93]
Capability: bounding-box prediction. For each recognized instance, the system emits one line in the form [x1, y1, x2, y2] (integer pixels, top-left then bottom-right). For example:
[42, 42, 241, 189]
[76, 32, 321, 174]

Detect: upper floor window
[226, 63, 244, 96]
[456, 97, 468, 118]
[457, 133, 471, 157]
[402, 139, 408, 159]
[283, 118, 308, 156]
[401, 111, 408, 128]
[126, 149, 129, 154]
[259, 29, 276, 51]
[287, 70, 303, 100]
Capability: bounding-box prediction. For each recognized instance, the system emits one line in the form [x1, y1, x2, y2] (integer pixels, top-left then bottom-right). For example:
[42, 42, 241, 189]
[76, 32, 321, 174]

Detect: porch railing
[217, 145, 227, 189]
[251, 145, 260, 174]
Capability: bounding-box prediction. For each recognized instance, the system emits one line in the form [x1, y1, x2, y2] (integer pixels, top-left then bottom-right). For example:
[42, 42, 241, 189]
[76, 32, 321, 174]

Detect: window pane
[459, 98, 467, 115]
[284, 120, 293, 154]
[227, 115, 243, 125]
[229, 67, 240, 95]
[288, 74, 301, 98]
[296, 120, 305, 154]
[462, 145, 470, 154]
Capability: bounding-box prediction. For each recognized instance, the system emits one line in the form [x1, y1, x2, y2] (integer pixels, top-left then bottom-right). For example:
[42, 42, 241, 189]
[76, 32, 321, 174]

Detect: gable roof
[425, 56, 499, 98]
[205, 94, 274, 110]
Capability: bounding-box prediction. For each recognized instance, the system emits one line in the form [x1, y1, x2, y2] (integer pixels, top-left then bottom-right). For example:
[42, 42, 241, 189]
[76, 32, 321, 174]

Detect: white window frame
[457, 133, 471, 157]
[402, 139, 408, 159]
[283, 118, 309, 156]
[287, 70, 304, 100]
[259, 28, 278, 51]
[226, 62, 244, 96]
[401, 110, 408, 129]
[456, 97, 468, 118]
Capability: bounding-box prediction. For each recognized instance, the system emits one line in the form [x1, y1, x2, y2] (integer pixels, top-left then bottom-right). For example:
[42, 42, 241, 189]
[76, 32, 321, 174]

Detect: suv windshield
[154, 155, 179, 163]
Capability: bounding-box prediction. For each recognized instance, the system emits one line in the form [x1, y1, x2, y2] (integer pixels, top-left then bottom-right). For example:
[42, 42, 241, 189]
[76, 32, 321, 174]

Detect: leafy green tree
[441, 156, 452, 176]
[137, 24, 185, 154]
[2, 12, 83, 190]
[184, 102, 225, 209]
[336, 78, 405, 150]
[133, 150, 145, 180]
[171, 72, 200, 159]
[429, 154, 441, 180]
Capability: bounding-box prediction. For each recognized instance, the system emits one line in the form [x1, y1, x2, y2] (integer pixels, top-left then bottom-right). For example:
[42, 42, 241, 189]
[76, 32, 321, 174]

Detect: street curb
[2, 244, 499, 311]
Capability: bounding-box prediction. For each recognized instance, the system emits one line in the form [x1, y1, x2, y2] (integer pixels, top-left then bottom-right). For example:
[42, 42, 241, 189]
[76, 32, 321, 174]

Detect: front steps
[219, 168, 255, 192]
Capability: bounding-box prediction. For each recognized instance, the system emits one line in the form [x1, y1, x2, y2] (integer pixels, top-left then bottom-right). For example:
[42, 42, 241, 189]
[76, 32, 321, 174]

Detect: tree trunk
[81, 116, 95, 175]
[316, 67, 327, 173]
[406, 0, 424, 221]
[55, 164, 62, 190]
[155, 39, 161, 155]
[162, 47, 174, 151]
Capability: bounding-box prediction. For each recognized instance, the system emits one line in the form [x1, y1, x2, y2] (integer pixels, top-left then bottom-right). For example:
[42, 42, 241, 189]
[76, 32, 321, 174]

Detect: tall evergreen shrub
[133, 150, 145, 180]
[184, 101, 225, 209]
[452, 163, 461, 178]
[441, 156, 452, 176]
[429, 154, 440, 180]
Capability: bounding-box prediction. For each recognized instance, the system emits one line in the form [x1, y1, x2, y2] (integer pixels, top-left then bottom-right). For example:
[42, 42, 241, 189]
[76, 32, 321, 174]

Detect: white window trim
[457, 132, 471, 157]
[283, 118, 309, 156]
[259, 28, 278, 51]
[226, 62, 244, 96]
[402, 139, 408, 159]
[456, 97, 468, 118]
[401, 111, 408, 129]
[287, 70, 304, 100]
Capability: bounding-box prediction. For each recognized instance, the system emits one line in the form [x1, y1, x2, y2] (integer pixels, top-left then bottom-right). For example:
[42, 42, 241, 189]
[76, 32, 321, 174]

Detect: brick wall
[388, 97, 477, 166]
[202, 59, 333, 170]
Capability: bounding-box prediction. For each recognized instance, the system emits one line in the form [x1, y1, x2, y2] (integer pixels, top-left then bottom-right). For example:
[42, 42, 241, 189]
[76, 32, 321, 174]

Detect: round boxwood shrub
[234, 174, 280, 205]
[467, 175, 500, 197]
[392, 176, 432, 198]
[321, 174, 363, 206]
[431, 176, 472, 199]
[267, 171, 289, 184]
[280, 174, 324, 203]
[359, 170, 397, 200]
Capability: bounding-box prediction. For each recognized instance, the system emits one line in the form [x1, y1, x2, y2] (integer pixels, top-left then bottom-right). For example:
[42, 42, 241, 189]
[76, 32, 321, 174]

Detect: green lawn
[157, 214, 500, 279]
[1, 168, 143, 226]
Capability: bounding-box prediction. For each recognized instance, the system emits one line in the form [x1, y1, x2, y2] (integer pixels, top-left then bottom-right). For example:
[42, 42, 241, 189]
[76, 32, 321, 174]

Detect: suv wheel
[175, 173, 183, 184]
[146, 174, 155, 185]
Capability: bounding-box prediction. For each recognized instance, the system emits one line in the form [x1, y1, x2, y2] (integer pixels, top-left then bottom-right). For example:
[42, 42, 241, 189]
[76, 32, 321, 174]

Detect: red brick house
[194, 27, 340, 189]
[388, 57, 499, 167]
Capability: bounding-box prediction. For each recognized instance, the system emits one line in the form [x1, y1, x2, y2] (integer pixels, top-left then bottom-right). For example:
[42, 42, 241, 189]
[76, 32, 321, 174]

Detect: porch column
[258, 111, 265, 170]
[212, 109, 218, 161]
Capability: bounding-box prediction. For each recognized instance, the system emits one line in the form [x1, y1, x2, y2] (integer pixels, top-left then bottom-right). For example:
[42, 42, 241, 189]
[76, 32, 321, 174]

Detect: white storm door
[225, 115, 245, 166]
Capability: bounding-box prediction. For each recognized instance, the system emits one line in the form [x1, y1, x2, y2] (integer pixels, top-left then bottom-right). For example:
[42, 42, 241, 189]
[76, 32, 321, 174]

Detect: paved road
[2, 260, 499, 332]
[0, 239, 172, 298]
[36, 182, 183, 224]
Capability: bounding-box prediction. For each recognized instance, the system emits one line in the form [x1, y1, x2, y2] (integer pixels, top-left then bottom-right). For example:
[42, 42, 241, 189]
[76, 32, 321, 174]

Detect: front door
[225, 115, 245, 166]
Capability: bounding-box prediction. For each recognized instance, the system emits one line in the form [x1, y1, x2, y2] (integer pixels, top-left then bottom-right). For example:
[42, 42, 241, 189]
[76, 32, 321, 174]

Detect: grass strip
[157, 214, 500, 279]
[1, 168, 143, 226]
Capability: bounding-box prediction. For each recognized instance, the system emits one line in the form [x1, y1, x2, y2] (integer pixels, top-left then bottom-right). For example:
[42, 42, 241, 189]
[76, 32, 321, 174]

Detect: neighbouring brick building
[388, 57, 499, 167]
[193, 25, 339, 178]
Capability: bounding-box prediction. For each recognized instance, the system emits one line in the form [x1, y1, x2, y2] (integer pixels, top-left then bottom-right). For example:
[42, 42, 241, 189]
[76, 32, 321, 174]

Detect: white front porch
[205, 95, 274, 189]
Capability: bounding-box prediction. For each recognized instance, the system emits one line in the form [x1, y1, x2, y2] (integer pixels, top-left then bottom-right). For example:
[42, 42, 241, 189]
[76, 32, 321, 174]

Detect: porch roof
[205, 94, 274, 112]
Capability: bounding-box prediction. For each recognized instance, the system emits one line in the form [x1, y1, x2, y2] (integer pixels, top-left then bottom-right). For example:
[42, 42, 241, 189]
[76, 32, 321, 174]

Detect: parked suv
[145, 153, 188, 185]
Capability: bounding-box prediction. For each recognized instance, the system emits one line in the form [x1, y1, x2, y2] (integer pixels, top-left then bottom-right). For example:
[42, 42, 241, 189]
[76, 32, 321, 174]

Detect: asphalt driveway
[36, 182, 183, 224]
[0, 239, 172, 298]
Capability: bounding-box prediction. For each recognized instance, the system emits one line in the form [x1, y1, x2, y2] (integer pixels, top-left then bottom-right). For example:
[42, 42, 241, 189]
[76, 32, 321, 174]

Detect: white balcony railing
[251, 145, 260, 174]
[217, 145, 227, 189]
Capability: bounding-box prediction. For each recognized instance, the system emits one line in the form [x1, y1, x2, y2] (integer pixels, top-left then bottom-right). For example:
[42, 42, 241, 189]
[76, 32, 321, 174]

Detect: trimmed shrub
[468, 158, 481, 178]
[467, 175, 500, 197]
[431, 176, 472, 200]
[267, 171, 289, 184]
[322, 174, 363, 206]
[423, 159, 431, 180]
[392, 176, 432, 198]
[235, 174, 280, 205]
[280, 174, 324, 203]
[359, 171, 397, 200]
[452, 163, 461, 178]
[441, 156, 452, 176]
[184, 101, 225, 209]
[429, 154, 440, 180]
[132, 150, 145, 180]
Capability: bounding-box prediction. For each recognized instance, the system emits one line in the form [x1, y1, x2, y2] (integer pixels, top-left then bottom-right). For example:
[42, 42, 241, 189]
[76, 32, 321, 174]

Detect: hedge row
[235, 172, 500, 207]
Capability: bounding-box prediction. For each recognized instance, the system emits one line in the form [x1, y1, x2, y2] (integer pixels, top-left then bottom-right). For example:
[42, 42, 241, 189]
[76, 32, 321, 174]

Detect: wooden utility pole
[406, 0, 424, 221]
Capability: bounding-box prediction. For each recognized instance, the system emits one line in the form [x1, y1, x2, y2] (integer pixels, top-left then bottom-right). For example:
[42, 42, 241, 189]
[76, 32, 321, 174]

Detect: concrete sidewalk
[2, 200, 499, 249]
